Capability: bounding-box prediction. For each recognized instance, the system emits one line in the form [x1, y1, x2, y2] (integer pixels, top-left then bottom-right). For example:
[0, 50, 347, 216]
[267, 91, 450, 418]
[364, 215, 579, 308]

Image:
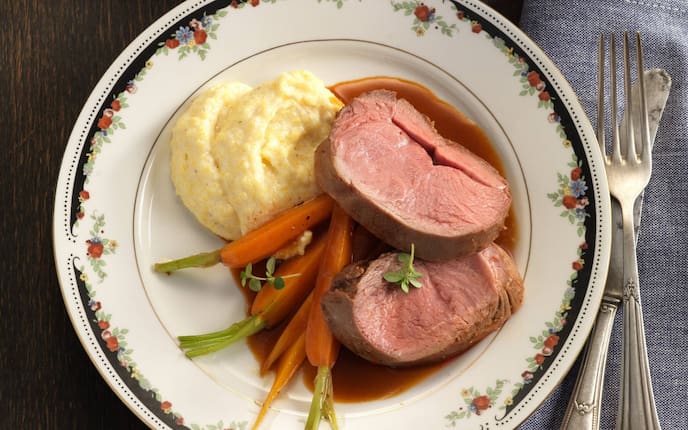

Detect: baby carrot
[252, 235, 326, 327]
[252, 333, 307, 430]
[154, 194, 333, 273]
[305, 205, 354, 430]
[306, 205, 353, 367]
[261, 291, 314, 375]
[221, 194, 334, 268]
[178, 235, 326, 358]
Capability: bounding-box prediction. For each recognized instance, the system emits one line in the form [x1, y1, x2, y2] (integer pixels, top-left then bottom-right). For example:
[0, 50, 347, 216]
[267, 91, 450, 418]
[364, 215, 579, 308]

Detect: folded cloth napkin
[518, 1, 688, 429]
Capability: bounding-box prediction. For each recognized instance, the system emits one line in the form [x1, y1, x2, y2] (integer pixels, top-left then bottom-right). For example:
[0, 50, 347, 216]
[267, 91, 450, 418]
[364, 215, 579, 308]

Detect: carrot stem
[178, 316, 252, 341]
[177, 234, 325, 358]
[182, 316, 266, 358]
[305, 365, 338, 430]
[252, 333, 307, 430]
[153, 249, 221, 273]
[178, 316, 259, 348]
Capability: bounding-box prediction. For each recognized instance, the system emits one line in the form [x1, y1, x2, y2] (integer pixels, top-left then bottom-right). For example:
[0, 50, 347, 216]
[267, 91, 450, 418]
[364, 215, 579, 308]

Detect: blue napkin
[518, 1, 688, 429]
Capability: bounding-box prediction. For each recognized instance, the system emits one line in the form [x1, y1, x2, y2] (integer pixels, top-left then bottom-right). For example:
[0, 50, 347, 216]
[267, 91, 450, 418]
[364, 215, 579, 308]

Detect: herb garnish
[240, 256, 299, 292]
[383, 244, 423, 293]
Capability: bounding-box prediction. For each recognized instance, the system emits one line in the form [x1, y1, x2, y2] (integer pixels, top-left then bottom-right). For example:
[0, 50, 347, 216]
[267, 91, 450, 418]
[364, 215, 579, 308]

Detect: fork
[599, 32, 661, 430]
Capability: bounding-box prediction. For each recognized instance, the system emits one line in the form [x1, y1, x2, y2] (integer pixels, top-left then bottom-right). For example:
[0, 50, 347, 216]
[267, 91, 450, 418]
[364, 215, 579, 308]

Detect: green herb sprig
[239, 256, 299, 292]
[383, 244, 423, 293]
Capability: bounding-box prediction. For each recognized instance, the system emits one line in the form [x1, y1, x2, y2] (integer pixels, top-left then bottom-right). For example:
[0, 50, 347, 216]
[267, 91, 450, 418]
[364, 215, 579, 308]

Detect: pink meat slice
[315, 90, 511, 260]
[321, 243, 524, 367]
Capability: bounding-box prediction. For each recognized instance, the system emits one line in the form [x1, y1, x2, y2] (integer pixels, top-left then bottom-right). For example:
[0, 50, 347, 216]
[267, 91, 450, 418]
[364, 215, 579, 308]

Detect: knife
[560, 68, 671, 430]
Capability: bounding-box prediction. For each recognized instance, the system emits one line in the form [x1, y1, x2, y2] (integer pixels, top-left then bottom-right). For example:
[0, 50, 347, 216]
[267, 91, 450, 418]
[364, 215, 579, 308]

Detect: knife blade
[560, 68, 671, 430]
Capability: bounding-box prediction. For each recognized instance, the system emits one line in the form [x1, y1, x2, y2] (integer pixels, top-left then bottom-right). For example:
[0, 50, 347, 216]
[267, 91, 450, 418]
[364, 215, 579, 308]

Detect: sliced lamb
[321, 243, 524, 367]
[315, 89, 511, 261]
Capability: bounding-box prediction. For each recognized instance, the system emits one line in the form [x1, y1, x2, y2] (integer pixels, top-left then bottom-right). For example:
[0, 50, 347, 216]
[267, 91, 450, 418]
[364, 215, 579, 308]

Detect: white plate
[53, 1, 611, 429]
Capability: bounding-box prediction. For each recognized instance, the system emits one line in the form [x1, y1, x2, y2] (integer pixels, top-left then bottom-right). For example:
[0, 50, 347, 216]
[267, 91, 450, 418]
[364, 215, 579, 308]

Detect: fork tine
[623, 32, 637, 161]
[610, 34, 622, 164]
[636, 32, 652, 163]
[597, 34, 606, 157]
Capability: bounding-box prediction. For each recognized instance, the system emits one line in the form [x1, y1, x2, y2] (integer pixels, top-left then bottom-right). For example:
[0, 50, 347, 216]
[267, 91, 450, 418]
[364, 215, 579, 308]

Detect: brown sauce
[302, 348, 448, 403]
[239, 76, 518, 403]
[247, 321, 286, 374]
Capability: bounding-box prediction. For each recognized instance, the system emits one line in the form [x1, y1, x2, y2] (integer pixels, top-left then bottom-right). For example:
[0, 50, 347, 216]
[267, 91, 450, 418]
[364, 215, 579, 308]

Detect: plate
[53, 1, 611, 429]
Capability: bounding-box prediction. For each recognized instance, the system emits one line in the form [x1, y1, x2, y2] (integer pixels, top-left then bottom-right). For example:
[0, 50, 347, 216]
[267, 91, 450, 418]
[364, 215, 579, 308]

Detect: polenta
[169, 70, 342, 240]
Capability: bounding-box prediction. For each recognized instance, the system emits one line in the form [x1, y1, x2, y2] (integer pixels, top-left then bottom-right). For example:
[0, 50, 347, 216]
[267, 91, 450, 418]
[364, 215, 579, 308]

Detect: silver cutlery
[561, 33, 669, 430]
[608, 31, 662, 430]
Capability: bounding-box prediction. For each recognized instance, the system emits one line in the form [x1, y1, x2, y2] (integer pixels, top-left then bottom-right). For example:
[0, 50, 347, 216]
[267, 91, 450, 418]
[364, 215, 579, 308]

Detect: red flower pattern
[106, 336, 119, 352]
[562, 195, 577, 209]
[472, 395, 491, 414]
[97, 116, 112, 130]
[571, 167, 582, 180]
[161, 401, 172, 413]
[527, 70, 542, 87]
[87, 240, 104, 258]
[414, 5, 433, 22]
[543, 334, 560, 349]
[194, 29, 207, 45]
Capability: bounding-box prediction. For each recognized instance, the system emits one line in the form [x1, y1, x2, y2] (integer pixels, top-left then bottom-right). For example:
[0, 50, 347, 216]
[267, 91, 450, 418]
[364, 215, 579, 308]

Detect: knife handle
[560, 300, 618, 430]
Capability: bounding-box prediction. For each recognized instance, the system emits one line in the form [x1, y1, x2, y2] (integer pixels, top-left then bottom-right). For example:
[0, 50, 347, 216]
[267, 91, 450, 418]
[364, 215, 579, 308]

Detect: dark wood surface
[0, 1, 521, 428]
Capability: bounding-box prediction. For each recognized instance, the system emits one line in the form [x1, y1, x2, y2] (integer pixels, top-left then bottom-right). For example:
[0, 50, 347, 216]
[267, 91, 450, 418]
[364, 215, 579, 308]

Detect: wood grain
[0, 1, 520, 428]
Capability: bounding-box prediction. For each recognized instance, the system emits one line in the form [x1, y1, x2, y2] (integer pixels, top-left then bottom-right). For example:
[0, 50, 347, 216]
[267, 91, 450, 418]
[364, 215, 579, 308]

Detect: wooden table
[0, 1, 521, 428]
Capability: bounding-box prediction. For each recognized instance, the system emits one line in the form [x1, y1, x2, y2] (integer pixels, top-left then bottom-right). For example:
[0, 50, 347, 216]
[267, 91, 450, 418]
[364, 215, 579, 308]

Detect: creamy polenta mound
[169, 70, 342, 240]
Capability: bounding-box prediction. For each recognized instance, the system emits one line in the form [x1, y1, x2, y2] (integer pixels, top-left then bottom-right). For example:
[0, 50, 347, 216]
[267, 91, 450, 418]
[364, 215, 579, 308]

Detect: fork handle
[560, 300, 617, 430]
[618, 206, 661, 430]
